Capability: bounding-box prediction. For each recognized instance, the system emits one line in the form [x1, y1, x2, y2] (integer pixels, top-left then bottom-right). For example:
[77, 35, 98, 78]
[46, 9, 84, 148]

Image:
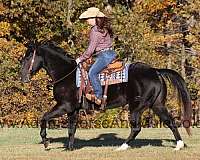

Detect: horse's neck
[43, 53, 76, 82]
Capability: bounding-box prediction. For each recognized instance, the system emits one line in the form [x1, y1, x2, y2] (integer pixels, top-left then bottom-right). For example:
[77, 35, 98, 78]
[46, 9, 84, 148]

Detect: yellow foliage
[150, 33, 183, 45]
[150, 35, 166, 44]
[143, 0, 176, 13]
[0, 0, 199, 128]
[0, 22, 11, 37]
[193, 44, 200, 54]
[186, 34, 198, 44]
[25, 111, 37, 124]
[0, 2, 6, 14]
[0, 38, 26, 61]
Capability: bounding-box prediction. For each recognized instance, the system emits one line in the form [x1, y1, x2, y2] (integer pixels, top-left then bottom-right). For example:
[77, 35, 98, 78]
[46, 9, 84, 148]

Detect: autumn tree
[0, 0, 199, 126]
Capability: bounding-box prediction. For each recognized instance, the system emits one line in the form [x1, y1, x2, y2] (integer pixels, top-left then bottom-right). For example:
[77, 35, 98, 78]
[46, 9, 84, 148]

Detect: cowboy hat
[79, 7, 106, 19]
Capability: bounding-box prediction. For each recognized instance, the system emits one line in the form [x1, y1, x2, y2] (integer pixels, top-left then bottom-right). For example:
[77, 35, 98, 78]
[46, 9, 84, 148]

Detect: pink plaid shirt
[79, 25, 112, 62]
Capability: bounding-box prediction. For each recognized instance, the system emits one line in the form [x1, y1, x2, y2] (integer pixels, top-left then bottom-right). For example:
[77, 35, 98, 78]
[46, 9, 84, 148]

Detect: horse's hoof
[64, 147, 74, 151]
[115, 143, 129, 151]
[44, 142, 49, 149]
[68, 147, 74, 151]
[174, 140, 184, 151]
[43, 139, 50, 149]
[62, 147, 74, 152]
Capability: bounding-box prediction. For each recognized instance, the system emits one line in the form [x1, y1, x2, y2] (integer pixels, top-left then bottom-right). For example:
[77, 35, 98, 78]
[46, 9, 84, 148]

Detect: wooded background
[0, 0, 200, 128]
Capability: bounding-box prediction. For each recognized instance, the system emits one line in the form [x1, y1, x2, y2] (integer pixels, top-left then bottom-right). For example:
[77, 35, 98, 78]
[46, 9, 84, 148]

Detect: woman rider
[76, 7, 116, 105]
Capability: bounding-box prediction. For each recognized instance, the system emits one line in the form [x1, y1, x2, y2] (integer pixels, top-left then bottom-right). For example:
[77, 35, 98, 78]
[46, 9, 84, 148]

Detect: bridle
[27, 49, 78, 85]
[28, 49, 36, 73]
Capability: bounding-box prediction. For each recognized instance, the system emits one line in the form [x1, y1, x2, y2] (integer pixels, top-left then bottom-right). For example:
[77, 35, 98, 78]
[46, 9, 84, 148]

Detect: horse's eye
[25, 56, 30, 60]
[25, 54, 32, 60]
[19, 59, 22, 64]
[18, 56, 24, 64]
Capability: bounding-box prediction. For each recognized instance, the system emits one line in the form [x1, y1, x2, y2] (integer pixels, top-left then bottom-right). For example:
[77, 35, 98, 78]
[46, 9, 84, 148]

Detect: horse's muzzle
[20, 75, 30, 83]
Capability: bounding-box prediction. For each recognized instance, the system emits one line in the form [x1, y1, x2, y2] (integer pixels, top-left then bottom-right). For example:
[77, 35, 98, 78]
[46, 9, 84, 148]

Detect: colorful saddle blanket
[76, 64, 130, 87]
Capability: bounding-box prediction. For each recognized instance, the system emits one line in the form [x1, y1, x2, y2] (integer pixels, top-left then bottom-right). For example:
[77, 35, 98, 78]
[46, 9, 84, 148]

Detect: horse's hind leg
[116, 110, 142, 151]
[152, 105, 184, 150]
[40, 104, 67, 149]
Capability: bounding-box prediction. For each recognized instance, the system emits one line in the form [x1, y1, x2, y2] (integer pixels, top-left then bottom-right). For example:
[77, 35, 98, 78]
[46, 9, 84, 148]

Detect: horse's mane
[40, 41, 74, 61]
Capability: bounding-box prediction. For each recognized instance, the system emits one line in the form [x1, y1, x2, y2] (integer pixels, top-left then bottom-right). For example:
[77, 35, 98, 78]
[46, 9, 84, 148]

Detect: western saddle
[78, 58, 124, 110]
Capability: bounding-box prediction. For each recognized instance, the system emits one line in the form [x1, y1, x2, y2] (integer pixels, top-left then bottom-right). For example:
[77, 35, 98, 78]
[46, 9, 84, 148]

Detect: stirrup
[86, 94, 101, 105]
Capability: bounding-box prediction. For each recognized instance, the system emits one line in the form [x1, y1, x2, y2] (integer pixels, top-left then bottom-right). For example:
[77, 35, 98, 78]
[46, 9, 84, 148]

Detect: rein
[50, 65, 78, 85]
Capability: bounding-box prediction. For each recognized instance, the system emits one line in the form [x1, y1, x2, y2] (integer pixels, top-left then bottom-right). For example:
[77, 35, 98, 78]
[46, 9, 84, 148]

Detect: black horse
[20, 41, 192, 151]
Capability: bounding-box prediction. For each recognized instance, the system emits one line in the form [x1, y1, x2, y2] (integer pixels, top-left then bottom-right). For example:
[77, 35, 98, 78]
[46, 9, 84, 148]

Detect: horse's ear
[24, 40, 39, 50]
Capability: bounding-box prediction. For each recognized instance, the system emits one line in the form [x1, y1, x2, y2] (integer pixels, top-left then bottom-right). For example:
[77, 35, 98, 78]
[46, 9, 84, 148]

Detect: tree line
[0, 0, 199, 126]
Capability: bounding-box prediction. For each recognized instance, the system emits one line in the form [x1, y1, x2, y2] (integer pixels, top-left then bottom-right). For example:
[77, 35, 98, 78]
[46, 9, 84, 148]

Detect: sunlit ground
[0, 127, 199, 160]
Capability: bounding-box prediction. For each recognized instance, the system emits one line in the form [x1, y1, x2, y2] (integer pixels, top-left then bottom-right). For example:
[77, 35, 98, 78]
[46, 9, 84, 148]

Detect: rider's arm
[79, 28, 99, 62]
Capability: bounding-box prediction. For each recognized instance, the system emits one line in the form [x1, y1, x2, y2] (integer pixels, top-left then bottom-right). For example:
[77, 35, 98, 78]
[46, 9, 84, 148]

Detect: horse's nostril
[21, 76, 30, 83]
[25, 78, 30, 83]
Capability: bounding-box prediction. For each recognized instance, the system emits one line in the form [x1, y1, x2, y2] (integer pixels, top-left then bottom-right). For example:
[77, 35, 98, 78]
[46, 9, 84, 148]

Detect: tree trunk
[67, 0, 72, 26]
[181, 44, 186, 79]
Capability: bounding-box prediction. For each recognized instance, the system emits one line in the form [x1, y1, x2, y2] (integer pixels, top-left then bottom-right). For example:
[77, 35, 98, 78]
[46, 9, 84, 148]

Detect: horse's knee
[132, 127, 141, 132]
[41, 112, 49, 123]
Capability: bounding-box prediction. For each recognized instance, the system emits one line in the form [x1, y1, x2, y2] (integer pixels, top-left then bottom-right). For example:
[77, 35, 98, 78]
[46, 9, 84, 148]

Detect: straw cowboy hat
[79, 7, 106, 19]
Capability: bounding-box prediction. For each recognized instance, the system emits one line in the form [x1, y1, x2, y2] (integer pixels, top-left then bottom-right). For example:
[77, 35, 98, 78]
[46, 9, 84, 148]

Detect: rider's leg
[88, 50, 116, 100]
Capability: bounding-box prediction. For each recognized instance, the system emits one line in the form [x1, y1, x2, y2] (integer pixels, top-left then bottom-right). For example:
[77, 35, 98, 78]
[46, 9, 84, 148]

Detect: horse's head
[20, 43, 43, 83]
[20, 41, 77, 83]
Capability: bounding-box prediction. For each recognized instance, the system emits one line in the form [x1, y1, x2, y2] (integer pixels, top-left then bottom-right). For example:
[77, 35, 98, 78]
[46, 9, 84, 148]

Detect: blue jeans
[88, 50, 116, 99]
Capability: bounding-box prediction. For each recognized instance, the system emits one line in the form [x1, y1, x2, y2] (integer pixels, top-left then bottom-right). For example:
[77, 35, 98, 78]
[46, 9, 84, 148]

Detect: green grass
[0, 127, 200, 160]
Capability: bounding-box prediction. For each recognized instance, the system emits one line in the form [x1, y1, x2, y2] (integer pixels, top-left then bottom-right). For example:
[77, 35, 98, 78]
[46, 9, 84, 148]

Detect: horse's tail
[157, 69, 192, 136]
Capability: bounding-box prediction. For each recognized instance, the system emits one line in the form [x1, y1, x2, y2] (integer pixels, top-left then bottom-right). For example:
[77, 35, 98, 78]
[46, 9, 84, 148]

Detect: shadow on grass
[46, 133, 175, 150]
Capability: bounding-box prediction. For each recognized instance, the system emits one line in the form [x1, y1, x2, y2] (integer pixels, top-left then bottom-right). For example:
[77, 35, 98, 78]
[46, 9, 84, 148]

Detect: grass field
[0, 127, 199, 160]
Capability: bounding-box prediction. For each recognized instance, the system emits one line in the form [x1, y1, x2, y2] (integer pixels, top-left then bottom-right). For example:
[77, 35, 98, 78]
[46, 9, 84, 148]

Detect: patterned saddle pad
[76, 63, 130, 87]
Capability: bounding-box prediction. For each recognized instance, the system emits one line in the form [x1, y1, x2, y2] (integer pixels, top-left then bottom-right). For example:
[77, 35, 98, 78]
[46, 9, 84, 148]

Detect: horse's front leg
[40, 112, 49, 148]
[67, 110, 78, 150]
[40, 104, 66, 149]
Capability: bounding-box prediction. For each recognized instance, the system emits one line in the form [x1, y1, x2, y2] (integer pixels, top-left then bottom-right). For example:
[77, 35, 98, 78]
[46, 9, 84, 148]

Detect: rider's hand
[76, 58, 81, 64]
